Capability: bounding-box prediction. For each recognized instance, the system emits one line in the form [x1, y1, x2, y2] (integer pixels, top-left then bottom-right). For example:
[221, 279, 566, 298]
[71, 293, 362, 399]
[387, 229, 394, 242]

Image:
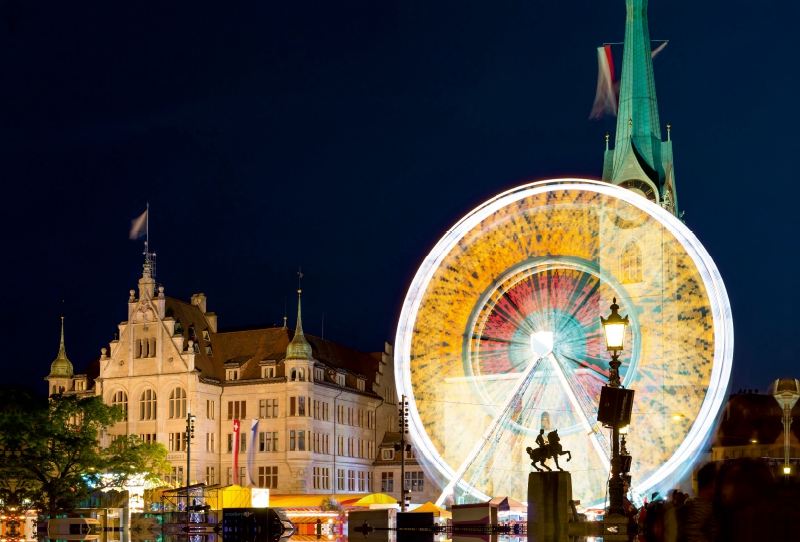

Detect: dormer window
[206, 346, 213, 356]
[227, 369, 239, 381]
[357, 377, 365, 392]
[315, 368, 324, 381]
[202, 330, 211, 341]
[174, 321, 183, 334]
[262, 366, 276, 379]
[336, 373, 346, 386]
[382, 449, 394, 460]
[188, 326, 196, 339]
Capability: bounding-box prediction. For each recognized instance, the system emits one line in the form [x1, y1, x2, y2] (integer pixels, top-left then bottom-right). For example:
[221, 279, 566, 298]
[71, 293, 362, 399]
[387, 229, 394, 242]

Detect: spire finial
[286, 278, 313, 361]
[667, 123, 671, 141]
[605, 133, 610, 151]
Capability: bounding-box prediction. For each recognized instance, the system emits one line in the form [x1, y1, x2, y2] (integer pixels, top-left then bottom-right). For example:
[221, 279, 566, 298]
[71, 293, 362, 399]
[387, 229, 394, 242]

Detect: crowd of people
[625, 458, 794, 542]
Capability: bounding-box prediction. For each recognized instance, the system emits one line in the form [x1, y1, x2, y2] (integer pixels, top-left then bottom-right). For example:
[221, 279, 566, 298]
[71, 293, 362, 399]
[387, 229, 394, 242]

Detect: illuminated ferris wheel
[395, 180, 733, 508]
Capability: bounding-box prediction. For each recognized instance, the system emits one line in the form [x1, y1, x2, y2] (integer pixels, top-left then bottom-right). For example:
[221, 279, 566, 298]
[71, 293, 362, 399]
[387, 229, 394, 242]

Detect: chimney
[191, 293, 207, 313]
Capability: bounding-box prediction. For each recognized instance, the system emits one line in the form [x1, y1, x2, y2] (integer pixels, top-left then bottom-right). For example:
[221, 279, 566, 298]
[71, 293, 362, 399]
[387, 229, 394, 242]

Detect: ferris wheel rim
[394, 178, 734, 501]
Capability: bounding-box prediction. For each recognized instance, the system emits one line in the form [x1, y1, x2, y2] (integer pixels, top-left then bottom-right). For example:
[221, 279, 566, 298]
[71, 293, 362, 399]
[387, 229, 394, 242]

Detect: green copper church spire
[614, 0, 661, 171]
[603, 0, 679, 217]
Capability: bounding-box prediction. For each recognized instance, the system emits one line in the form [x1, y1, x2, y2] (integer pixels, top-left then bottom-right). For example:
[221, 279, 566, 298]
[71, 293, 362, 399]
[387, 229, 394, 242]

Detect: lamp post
[600, 298, 630, 517]
[185, 411, 196, 530]
[396, 396, 410, 512]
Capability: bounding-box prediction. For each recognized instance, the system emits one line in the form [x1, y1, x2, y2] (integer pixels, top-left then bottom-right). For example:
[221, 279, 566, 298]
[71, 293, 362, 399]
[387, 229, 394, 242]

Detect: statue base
[527, 471, 573, 542]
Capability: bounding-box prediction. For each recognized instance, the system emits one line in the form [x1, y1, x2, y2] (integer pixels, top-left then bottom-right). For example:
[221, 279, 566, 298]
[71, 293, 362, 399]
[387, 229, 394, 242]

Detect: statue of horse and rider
[526, 429, 572, 471]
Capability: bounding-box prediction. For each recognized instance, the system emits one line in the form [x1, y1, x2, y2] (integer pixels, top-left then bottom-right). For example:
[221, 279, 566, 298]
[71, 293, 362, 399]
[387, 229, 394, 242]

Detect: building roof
[714, 391, 800, 448]
[46, 317, 74, 379]
[73, 291, 384, 395]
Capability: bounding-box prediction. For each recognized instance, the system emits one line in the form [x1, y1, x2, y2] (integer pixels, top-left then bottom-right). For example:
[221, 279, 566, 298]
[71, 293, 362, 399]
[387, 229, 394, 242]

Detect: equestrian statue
[526, 429, 572, 471]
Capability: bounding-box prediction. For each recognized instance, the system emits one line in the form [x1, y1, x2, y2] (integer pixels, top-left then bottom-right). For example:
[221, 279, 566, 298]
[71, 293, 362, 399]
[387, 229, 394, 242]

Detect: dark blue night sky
[1, 0, 794, 394]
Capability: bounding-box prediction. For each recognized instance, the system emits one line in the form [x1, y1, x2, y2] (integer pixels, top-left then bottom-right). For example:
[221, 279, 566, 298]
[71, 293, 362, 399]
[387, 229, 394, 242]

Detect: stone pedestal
[527, 471, 573, 542]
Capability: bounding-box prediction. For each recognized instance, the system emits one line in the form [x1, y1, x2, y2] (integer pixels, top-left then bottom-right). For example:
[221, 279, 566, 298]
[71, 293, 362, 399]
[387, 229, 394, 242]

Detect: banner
[246, 419, 259, 487]
[233, 419, 240, 485]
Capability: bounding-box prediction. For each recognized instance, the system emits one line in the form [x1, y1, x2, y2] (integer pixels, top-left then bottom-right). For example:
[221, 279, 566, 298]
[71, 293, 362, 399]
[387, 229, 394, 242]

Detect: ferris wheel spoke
[547, 353, 610, 471]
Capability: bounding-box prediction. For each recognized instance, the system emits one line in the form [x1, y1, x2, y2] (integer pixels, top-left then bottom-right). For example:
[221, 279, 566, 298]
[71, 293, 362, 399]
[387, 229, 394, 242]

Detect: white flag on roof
[129, 209, 147, 240]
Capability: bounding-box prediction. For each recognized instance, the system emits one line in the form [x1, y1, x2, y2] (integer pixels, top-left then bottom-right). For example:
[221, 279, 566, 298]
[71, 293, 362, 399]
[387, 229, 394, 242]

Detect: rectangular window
[169, 432, 186, 452]
[259, 398, 279, 418]
[358, 439, 364, 458]
[226, 369, 239, 381]
[347, 470, 355, 491]
[348, 408, 353, 425]
[298, 430, 306, 451]
[405, 472, 424, 492]
[227, 401, 246, 420]
[206, 433, 215, 452]
[338, 436, 344, 455]
[139, 433, 157, 444]
[323, 402, 329, 421]
[358, 410, 364, 427]
[227, 467, 233, 486]
[314, 400, 320, 420]
[313, 467, 321, 489]
[206, 466, 216, 485]
[290, 430, 296, 451]
[358, 471, 365, 492]
[338, 405, 345, 424]
[298, 397, 306, 416]
[368, 472, 374, 492]
[207, 400, 215, 419]
[290, 397, 296, 417]
[324, 434, 330, 454]
[337, 469, 345, 491]
[348, 438, 354, 457]
[227, 433, 233, 453]
[368, 441, 375, 459]
[382, 449, 394, 460]
[259, 399, 266, 418]
[258, 466, 278, 489]
[240, 432, 247, 452]
[262, 366, 275, 379]
[323, 468, 330, 490]
[382, 472, 394, 492]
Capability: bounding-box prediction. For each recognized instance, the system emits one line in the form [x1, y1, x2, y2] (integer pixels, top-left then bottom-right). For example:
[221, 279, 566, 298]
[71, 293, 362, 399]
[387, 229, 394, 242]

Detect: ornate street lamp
[600, 298, 629, 387]
[599, 298, 634, 519]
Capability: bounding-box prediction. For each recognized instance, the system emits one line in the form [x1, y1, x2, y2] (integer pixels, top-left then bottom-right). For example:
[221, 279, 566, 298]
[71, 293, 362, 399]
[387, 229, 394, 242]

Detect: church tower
[602, 0, 679, 217]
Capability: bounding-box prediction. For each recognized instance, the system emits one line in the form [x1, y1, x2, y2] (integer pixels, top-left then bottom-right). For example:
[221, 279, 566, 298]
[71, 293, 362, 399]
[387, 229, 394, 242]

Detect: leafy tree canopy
[0, 389, 170, 514]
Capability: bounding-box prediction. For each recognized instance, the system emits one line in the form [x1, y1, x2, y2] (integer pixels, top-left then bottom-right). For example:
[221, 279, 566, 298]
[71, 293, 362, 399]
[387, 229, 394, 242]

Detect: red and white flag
[589, 45, 618, 120]
[233, 419, 240, 485]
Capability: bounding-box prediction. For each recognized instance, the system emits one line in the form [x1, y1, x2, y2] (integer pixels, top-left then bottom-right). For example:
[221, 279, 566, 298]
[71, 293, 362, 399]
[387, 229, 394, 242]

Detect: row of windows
[221, 467, 278, 488]
[380, 472, 425, 492]
[134, 338, 157, 359]
[224, 431, 374, 458]
[223, 399, 374, 428]
[337, 469, 373, 492]
[108, 387, 193, 421]
[381, 448, 416, 461]
[226, 366, 363, 390]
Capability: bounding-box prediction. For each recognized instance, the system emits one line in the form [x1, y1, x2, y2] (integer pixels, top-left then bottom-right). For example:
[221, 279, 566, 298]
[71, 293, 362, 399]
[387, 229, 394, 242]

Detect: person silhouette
[536, 429, 547, 449]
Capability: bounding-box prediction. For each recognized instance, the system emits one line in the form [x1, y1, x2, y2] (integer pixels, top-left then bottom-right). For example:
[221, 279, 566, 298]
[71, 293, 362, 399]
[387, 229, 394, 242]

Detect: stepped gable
[164, 296, 219, 380]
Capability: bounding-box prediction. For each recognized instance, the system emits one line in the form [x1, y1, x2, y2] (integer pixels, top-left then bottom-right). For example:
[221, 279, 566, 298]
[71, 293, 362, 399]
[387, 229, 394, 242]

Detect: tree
[0, 390, 170, 514]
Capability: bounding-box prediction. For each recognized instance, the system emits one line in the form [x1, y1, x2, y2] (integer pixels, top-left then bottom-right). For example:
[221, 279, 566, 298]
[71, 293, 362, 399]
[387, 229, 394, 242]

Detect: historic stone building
[45, 258, 400, 495]
[372, 432, 438, 507]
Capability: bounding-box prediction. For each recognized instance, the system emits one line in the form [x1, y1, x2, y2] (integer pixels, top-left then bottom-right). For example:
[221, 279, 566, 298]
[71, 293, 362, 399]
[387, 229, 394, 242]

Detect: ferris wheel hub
[530, 331, 554, 358]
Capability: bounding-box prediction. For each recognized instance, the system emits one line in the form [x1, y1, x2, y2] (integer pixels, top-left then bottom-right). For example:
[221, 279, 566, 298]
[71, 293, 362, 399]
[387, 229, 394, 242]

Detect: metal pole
[400, 395, 406, 512]
[607, 351, 624, 516]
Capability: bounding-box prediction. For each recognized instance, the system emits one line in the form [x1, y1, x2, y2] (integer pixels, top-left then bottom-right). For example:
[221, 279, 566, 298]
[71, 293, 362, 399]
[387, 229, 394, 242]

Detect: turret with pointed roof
[285, 289, 313, 361]
[46, 317, 74, 379]
[603, 0, 679, 217]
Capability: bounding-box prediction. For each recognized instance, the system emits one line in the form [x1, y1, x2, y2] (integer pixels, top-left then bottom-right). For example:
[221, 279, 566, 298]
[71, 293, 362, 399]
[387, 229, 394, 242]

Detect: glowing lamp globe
[601, 298, 629, 351]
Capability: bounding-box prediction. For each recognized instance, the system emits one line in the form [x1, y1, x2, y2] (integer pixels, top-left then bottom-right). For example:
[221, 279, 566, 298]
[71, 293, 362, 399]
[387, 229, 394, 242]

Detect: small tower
[45, 317, 74, 395]
[772, 378, 800, 475]
[286, 290, 313, 362]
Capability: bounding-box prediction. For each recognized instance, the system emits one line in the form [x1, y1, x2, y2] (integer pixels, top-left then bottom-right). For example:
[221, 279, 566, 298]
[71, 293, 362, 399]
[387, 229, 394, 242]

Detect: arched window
[135, 339, 142, 358]
[111, 390, 129, 420]
[140, 389, 157, 420]
[540, 412, 551, 431]
[298, 368, 305, 381]
[52, 385, 56, 395]
[620, 241, 643, 284]
[149, 338, 157, 358]
[291, 369, 297, 381]
[169, 387, 187, 419]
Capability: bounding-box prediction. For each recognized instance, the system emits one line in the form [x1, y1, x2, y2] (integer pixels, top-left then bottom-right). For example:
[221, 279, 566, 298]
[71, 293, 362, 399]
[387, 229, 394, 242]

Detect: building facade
[46, 259, 400, 495]
[372, 432, 438, 506]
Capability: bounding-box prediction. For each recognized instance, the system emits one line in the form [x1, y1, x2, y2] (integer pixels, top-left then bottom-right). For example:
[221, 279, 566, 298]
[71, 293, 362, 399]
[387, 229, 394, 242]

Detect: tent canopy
[488, 496, 526, 514]
[350, 493, 398, 506]
[410, 501, 452, 519]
